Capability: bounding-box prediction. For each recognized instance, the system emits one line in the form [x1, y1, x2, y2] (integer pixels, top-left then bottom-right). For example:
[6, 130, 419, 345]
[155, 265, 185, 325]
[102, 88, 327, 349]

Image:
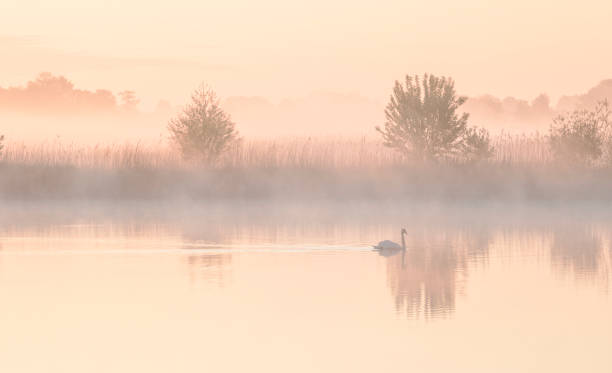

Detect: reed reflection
[380, 227, 492, 320]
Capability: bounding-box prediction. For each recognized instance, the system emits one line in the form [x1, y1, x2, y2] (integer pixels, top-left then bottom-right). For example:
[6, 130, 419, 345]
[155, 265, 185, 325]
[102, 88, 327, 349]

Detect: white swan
[373, 228, 407, 256]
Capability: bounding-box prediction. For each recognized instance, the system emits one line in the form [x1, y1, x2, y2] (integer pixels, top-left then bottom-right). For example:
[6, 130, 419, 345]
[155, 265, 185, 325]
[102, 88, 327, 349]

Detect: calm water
[0, 203, 611, 372]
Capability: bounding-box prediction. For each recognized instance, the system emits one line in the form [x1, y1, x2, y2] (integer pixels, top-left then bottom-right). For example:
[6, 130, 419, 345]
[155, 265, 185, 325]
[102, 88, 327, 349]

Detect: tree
[0, 134, 4, 158]
[118, 90, 140, 112]
[549, 100, 611, 166]
[376, 74, 493, 162]
[168, 85, 238, 162]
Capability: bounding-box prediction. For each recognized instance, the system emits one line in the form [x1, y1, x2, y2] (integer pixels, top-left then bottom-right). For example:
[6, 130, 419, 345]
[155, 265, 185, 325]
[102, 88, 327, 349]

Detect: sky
[2, 0, 612, 110]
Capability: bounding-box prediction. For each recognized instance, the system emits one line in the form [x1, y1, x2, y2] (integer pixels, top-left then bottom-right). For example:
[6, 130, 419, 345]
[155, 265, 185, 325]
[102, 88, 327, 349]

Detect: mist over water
[1, 201, 611, 373]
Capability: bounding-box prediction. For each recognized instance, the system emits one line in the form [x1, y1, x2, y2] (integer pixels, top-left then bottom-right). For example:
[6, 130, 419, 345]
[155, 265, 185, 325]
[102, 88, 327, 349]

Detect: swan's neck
[401, 231, 406, 250]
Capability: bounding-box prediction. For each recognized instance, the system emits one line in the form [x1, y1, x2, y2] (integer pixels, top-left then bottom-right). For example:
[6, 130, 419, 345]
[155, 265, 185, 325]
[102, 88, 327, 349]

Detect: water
[0, 203, 611, 372]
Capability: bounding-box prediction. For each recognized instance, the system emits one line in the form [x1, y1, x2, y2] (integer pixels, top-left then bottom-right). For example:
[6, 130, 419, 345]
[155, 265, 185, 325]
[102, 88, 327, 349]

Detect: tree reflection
[382, 227, 491, 320]
[185, 254, 232, 287]
[550, 227, 610, 289]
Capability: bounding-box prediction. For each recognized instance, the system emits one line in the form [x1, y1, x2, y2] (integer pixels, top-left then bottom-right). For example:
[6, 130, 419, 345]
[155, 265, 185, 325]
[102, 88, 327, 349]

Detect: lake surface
[0, 202, 611, 372]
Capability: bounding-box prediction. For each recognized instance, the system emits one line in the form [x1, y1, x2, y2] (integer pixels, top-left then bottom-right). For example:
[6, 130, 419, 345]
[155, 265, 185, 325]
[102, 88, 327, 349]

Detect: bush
[168, 85, 238, 163]
[462, 126, 494, 162]
[376, 73, 492, 162]
[549, 100, 611, 166]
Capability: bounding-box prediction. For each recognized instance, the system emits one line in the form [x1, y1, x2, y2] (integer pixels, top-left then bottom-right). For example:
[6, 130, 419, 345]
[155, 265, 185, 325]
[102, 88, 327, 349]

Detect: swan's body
[373, 228, 407, 257]
[374, 240, 402, 250]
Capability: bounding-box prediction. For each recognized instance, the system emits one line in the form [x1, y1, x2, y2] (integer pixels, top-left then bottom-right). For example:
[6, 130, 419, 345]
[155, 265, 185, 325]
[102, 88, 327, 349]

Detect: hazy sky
[2, 0, 612, 109]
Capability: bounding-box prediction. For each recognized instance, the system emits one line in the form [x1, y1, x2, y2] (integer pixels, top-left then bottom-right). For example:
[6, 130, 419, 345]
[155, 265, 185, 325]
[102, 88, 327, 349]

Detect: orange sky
[2, 0, 612, 110]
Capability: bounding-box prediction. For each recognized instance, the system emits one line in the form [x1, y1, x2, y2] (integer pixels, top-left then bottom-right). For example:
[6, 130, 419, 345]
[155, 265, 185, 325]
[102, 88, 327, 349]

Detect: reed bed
[491, 132, 552, 165]
[6, 135, 603, 201]
[1, 141, 181, 169]
[0, 135, 552, 170]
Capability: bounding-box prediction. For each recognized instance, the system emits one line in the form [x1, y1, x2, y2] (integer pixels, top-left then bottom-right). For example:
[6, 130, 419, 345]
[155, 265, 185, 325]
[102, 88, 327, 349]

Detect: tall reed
[0, 135, 552, 170]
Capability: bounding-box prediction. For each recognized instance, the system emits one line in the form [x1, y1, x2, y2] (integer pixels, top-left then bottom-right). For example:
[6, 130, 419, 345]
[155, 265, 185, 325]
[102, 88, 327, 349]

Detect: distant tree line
[2, 71, 598, 167]
[0, 72, 139, 114]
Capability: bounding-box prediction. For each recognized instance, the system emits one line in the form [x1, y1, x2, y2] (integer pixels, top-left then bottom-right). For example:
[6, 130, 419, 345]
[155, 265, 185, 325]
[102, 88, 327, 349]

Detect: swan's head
[401, 228, 407, 235]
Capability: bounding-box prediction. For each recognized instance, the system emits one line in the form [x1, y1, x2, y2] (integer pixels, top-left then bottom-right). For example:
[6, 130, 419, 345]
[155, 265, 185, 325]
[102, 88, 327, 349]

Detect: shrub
[462, 126, 494, 162]
[549, 100, 611, 166]
[168, 85, 238, 163]
[376, 73, 492, 162]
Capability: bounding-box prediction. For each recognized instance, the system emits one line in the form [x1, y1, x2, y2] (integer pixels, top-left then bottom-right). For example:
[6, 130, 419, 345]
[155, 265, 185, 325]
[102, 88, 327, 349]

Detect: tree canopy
[376, 74, 492, 162]
[168, 85, 238, 163]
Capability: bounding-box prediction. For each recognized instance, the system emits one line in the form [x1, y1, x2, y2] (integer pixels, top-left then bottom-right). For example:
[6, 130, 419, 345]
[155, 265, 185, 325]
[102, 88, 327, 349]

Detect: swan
[373, 228, 407, 255]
